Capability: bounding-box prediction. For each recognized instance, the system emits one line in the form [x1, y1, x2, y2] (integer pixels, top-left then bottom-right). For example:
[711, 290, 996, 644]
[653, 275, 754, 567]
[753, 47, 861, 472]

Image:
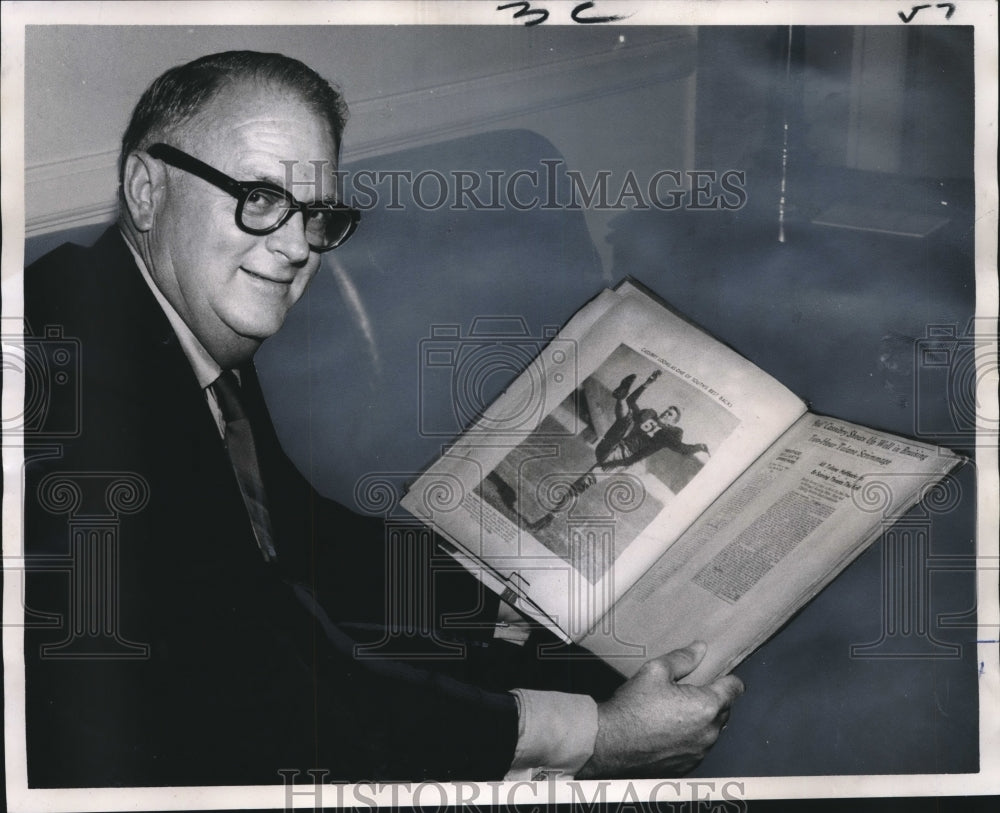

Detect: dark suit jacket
[22, 228, 519, 786]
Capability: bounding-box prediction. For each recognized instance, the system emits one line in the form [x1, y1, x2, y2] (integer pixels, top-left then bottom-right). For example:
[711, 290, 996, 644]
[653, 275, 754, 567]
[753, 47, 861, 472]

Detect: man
[528, 371, 710, 530]
[22, 51, 741, 786]
[595, 372, 710, 469]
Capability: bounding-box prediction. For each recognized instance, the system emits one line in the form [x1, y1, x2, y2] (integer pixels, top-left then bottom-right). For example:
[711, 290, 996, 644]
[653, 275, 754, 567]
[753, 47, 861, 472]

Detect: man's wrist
[504, 689, 599, 780]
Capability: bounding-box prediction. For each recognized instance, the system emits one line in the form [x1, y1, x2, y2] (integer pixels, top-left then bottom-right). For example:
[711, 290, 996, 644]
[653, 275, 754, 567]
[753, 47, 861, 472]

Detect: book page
[402, 285, 806, 639]
[581, 414, 962, 682]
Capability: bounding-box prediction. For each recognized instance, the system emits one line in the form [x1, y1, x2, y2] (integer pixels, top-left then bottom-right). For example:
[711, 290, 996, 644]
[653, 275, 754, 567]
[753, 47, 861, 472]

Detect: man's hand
[576, 641, 743, 778]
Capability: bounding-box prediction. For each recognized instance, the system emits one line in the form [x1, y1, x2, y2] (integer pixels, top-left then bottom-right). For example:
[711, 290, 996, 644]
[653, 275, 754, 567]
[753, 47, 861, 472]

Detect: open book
[400, 280, 962, 683]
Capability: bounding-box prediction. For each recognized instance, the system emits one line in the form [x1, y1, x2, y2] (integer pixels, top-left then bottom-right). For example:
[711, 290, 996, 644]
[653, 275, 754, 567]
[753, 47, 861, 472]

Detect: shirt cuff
[504, 688, 599, 780]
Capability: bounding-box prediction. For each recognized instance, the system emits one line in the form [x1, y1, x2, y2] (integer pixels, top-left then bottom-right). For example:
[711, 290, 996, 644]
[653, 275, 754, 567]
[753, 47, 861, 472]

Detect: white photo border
[2, 1, 997, 810]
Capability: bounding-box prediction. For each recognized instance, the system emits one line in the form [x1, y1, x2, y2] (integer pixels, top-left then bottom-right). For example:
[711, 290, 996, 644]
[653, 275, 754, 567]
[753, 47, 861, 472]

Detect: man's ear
[121, 151, 165, 232]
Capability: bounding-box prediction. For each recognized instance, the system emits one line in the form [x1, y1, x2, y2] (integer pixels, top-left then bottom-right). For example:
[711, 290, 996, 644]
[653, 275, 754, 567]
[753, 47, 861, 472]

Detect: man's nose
[266, 209, 312, 264]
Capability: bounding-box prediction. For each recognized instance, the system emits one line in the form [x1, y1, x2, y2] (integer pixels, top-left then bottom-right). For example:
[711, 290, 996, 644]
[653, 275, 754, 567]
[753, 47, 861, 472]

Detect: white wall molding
[341, 36, 694, 161]
[25, 149, 120, 236]
[25, 34, 694, 238]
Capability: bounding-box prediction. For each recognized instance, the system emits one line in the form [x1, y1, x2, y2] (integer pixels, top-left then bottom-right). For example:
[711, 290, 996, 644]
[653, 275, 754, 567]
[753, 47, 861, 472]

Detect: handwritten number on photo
[899, 3, 956, 22]
[571, 1, 632, 24]
[498, 1, 632, 26]
[497, 1, 549, 26]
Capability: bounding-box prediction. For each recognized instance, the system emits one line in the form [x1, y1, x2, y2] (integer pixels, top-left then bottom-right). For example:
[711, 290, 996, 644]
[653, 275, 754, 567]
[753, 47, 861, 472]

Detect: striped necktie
[210, 370, 278, 562]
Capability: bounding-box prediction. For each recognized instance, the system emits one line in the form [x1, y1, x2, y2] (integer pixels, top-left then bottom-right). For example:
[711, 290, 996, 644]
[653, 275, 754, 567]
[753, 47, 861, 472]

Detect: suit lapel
[90, 231, 264, 560]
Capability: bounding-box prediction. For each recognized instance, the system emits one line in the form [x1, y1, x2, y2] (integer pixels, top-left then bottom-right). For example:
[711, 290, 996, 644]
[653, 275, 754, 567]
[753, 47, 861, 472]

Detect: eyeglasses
[146, 143, 359, 252]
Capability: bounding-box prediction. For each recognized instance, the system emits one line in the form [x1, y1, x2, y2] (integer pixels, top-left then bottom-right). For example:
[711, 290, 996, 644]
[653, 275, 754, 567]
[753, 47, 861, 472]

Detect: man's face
[661, 408, 680, 425]
[145, 85, 337, 361]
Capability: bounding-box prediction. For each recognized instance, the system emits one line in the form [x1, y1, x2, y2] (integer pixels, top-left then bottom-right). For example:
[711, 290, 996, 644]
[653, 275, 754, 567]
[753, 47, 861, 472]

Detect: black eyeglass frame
[146, 143, 359, 252]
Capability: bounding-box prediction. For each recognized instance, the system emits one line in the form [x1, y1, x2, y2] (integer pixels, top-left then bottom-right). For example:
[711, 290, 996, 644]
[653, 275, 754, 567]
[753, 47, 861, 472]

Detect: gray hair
[118, 50, 348, 186]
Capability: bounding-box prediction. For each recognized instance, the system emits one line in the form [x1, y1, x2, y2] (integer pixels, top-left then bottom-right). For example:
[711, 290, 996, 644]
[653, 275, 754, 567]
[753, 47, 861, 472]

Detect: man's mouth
[241, 267, 293, 286]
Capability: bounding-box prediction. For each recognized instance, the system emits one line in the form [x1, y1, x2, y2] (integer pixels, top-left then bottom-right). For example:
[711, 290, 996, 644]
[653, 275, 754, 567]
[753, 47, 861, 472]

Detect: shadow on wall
[604, 175, 975, 445]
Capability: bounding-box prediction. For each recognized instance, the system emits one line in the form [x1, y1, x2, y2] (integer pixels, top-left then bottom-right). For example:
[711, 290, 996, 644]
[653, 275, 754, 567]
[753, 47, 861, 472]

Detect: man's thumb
[660, 641, 707, 681]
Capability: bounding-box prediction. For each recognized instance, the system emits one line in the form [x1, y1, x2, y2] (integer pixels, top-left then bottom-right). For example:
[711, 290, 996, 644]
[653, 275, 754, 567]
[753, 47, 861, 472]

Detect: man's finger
[706, 673, 745, 707]
[659, 640, 707, 681]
